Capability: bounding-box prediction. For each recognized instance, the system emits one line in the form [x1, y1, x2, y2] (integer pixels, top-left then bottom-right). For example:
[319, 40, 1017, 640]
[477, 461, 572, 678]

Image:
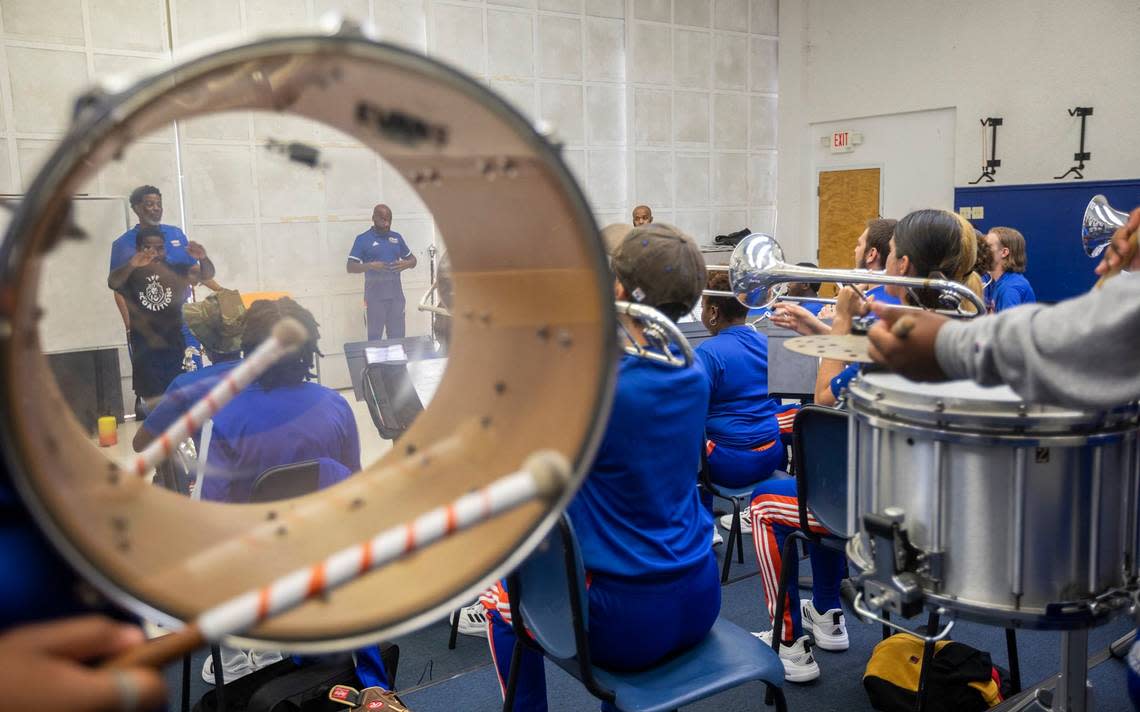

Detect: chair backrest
[362, 362, 425, 440]
[516, 516, 589, 662]
[793, 404, 850, 538]
[250, 459, 322, 503]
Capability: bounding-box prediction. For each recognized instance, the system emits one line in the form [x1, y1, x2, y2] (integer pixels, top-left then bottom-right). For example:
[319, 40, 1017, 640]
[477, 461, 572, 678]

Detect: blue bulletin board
[955, 179, 1140, 303]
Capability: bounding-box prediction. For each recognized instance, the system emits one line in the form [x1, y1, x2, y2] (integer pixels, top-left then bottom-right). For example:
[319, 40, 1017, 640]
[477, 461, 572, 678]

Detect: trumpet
[418, 285, 694, 368]
[705, 233, 986, 317]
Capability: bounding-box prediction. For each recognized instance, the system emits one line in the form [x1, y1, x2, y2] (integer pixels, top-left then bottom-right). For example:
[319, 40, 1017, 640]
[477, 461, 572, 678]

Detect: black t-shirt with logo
[117, 260, 191, 349]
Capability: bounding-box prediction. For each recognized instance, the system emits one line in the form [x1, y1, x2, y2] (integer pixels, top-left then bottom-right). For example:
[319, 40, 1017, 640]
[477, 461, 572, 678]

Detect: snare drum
[846, 372, 1140, 628]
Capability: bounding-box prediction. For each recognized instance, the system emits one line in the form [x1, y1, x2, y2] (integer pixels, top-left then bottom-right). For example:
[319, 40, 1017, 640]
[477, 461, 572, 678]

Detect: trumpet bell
[728, 233, 786, 308]
[1082, 194, 1128, 258]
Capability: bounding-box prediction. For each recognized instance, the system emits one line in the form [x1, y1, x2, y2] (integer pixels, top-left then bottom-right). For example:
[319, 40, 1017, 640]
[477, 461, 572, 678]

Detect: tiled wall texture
[4, 0, 778, 390]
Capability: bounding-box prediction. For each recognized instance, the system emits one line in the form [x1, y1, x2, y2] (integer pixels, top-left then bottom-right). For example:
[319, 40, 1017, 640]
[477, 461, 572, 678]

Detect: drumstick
[128, 318, 309, 478]
[891, 315, 916, 338]
[106, 450, 570, 669]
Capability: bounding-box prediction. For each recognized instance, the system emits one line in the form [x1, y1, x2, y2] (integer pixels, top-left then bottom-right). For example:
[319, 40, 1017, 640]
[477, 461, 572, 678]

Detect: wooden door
[817, 168, 880, 296]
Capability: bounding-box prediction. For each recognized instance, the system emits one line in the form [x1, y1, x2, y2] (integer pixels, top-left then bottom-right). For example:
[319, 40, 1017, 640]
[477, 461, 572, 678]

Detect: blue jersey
[802, 300, 826, 316]
[695, 326, 780, 448]
[348, 228, 413, 301]
[830, 363, 861, 401]
[865, 284, 902, 306]
[566, 353, 711, 578]
[109, 224, 194, 273]
[985, 272, 1036, 312]
[142, 360, 240, 445]
[203, 382, 361, 503]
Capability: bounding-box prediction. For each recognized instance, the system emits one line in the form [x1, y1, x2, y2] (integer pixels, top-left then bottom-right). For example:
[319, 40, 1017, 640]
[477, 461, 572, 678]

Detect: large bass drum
[0, 21, 616, 651]
[846, 372, 1140, 629]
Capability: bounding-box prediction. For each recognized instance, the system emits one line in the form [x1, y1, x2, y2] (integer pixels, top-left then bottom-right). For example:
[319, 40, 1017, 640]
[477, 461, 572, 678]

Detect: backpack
[863, 634, 1004, 712]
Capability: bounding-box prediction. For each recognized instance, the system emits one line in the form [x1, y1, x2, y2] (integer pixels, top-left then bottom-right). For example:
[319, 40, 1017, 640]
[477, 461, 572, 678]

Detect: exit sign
[831, 131, 854, 153]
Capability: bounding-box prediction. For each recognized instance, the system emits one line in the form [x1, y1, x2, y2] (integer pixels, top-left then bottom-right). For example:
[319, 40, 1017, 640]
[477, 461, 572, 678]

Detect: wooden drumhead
[0, 32, 616, 650]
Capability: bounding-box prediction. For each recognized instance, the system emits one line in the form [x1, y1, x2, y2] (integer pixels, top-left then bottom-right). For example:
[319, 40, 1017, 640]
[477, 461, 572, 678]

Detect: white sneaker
[712, 525, 723, 546]
[800, 600, 849, 651]
[719, 507, 753, 534]
[754, 631, 820, 683]
[201, 650, 256, 685]
[452, 603, 489, 637]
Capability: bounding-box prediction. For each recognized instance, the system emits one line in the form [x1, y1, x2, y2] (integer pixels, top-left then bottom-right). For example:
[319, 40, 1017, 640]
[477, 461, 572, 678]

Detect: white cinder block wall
[2, 0, 779, 392]
[776, 0, 1140, 263]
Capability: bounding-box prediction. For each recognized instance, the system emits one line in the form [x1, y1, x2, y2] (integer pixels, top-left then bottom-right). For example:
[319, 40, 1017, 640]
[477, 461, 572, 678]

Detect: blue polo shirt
[831, 363, 861, 401]
[566, 352, 711, 578]
[984, 272, 1036, 312]
[695, 326, 780, 449]
[865, 284, 902, 306]
[203, 381, 361, 503]
[109, 224, 194, 273]
[142, 360, 240, 446]
[348, 228, 413, 301]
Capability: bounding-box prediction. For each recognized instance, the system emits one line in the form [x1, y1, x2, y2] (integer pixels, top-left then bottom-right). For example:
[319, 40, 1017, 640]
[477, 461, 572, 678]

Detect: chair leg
[768, 684, 789, 712]
[882, 610, 892, 640]
[914, 611, 939, 712]
[210, 645, 227, 711]
[735, 499, 745, 564]
[1005, 627, 1021, 694]
[501, 636, 523, 712]
[448, 608, 461, 650]
[181, 654, 191, 712]
[721, 499, 741, 583]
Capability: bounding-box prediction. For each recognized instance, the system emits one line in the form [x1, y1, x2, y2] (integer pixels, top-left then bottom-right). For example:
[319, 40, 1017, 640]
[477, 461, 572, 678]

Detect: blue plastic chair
[504, 516, 788, 712]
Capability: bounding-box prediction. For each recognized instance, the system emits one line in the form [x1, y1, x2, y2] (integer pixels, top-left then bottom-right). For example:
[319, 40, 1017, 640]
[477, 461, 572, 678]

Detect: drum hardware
[704, 233, 987, 317]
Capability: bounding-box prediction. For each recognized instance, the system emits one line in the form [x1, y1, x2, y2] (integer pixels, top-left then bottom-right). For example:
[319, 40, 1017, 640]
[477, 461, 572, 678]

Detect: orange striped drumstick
[107, 451, 570, 668]
[127, 318, 309, 479]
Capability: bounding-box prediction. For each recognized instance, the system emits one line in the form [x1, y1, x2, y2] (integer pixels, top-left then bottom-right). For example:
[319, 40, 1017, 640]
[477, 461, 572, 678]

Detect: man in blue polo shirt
[983, 226, 1037, 312]
[347, 203, 417, 340]
[109, 185, 215, 337]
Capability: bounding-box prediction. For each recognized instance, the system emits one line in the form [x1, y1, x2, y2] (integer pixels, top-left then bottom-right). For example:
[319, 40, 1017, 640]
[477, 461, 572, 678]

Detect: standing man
[347, 204, 417, 340]
[632, 204, 653, 227]
[109, 185, 214, 337]
[983, 226, 1036, 312]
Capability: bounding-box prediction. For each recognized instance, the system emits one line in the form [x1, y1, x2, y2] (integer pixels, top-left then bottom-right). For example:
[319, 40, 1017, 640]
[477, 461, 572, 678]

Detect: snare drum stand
[999, 629, 1092, 712]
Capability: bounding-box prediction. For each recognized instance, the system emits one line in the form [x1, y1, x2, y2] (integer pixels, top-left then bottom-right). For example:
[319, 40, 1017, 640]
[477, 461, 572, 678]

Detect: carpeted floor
[165, 540, 1136, 710]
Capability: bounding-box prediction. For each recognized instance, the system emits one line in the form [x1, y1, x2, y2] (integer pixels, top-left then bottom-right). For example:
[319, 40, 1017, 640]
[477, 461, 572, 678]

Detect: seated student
[133, 289, 246, 454]
[482, 224, 719, 712]
[786, 265, 826, 316]
[749, 209, 983, 683]
[983, 226, 1036, 312]
[109, 226, 210, 409]
[696, 271, 785, 545]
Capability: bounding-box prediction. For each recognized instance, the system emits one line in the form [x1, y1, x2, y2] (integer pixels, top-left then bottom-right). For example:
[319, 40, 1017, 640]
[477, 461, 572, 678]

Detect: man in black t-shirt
[108, 226, 209, 405]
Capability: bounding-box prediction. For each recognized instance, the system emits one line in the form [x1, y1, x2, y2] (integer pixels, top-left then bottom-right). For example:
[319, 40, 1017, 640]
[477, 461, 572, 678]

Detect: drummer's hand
[1095, 207, 1140, 276]
[771, 303, 830, 336]
[866, 304, 950, 382]
[0, 615, 166, 712]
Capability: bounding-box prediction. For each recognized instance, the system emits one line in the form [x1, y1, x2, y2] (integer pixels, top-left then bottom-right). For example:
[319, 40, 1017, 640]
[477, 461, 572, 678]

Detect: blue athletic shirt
[830, 363, 861, 400]
[203, 382, 361, 503]
[348, 228, 413, 301]
[865, 284, 902, 306]
[984, 272, 1036, 312]
[566, 352, 712, 579]
[109, 224, 195, 273]
[695, 325, 780, 449]
[142, 360, 240, 445]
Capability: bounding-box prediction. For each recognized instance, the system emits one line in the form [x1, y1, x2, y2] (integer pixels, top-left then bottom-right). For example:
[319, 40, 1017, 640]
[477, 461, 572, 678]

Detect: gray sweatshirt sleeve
[934, 273, 1140, 409]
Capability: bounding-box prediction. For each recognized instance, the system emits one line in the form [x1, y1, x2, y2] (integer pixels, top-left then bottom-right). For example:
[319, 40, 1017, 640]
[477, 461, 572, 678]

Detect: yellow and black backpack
[864, 633, 1005, 711]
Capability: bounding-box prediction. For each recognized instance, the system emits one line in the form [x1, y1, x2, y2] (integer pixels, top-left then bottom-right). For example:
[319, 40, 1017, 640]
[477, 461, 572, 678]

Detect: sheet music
[407, 358, 448, 405]
[365, 344, 408, 364]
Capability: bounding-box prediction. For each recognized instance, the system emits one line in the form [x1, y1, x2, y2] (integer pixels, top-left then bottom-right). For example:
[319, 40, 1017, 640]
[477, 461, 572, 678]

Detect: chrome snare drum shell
[846, 372, 1140, 628]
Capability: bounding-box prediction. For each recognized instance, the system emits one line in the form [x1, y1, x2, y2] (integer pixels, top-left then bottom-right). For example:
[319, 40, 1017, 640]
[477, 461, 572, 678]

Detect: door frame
[812, 163, 884, 264]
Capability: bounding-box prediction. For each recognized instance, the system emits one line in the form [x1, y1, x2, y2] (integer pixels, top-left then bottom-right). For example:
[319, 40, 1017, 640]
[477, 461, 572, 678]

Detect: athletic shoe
[800, 600, 849, 651]
[452, 603, 488, 637]
[201, 651, 255, 685]
[712, 525, 723, 546]
[754, 631, 820, 683]
[719, 507, 753, 534]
